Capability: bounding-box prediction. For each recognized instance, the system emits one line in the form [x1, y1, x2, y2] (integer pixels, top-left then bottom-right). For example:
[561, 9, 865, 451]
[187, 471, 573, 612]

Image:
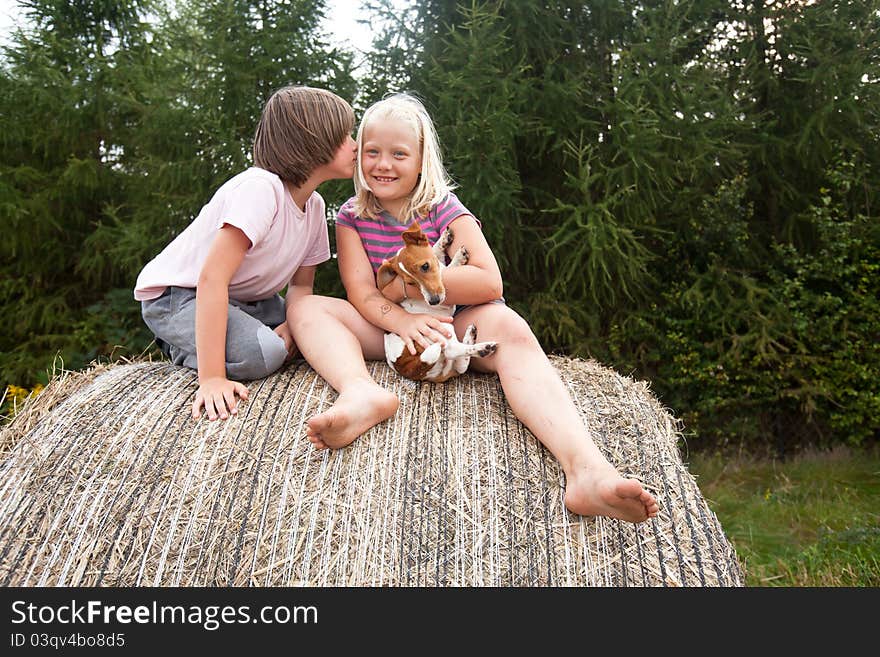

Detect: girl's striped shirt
[335, 192, 479, 273]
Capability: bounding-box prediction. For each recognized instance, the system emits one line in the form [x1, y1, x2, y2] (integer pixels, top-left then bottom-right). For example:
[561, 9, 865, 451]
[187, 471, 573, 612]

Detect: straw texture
[0, 357, 744, 586]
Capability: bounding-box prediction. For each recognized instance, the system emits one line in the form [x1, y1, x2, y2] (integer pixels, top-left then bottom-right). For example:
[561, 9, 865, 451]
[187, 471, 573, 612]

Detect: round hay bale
[0, 357, 744, 587]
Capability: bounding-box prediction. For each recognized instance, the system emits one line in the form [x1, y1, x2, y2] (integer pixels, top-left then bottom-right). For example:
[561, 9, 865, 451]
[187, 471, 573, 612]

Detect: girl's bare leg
[287, 295, 398, 449]
[456, 304, 659, 523]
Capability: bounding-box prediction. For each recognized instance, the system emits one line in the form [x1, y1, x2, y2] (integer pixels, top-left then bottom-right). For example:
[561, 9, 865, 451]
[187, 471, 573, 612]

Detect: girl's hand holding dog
[394, 313, 454, 355]
[192, 377, 249, 421]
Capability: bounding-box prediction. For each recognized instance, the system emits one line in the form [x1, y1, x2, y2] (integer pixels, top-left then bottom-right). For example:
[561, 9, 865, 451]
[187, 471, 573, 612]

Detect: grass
[684, 445, 880, 587]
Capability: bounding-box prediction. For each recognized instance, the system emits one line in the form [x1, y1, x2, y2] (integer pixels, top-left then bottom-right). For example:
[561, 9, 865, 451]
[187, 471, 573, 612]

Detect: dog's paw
[463, 324, 477, 344]
[476, 342, 498, 358]
[450, 246, 469, 267]
[434, 228, 454, 253]
[419, 341, 443, 364]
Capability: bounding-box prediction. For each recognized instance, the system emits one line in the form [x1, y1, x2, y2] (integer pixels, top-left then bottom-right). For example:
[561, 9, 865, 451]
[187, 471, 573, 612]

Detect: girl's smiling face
[361, 118, 421, 214]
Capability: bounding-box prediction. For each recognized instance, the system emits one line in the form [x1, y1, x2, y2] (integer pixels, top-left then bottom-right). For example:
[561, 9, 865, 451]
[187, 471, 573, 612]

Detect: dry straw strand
[0, 357, 745, 587]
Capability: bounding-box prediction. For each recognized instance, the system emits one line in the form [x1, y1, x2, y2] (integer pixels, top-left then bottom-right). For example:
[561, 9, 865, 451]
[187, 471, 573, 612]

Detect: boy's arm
[194, 224, 250, 420]
[286, 264, 316, 306]
[276, 265, 317, 358]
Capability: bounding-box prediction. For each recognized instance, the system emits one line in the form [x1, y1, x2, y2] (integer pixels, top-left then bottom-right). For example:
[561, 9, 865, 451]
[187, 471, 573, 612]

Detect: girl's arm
[337, 224, 453, 354]
[194, 224, 250, 420]
[377, 215, 504, 306]
[439, 214, 504, 306]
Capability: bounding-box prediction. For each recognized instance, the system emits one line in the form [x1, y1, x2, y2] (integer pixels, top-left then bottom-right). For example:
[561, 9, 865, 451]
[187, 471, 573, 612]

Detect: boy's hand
[273, 323, 299, 360]
[193, 377, 249, 421]
[395, 313, 455, 355]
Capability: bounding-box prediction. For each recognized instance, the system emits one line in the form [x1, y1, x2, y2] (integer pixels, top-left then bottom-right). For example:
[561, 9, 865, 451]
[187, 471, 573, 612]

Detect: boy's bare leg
[457, 305, 660, 523]
[287, 295, 398, 450]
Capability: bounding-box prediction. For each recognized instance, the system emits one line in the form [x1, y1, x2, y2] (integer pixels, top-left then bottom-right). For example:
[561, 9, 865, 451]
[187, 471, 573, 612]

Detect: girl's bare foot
[564, 466, 659, 523]
[305, 380, 398, 450]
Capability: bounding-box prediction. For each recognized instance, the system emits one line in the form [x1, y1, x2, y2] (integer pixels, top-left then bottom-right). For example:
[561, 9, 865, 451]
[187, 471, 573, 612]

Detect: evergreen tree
[3, 0, 877, 449]
[648, 0, 880, 450]
[85, 0, 358, 299]
[1, 0, 358, 391]
[374, 0, 740, 346]
[360, 0, 880, 451]
[0, 0, 158, 388]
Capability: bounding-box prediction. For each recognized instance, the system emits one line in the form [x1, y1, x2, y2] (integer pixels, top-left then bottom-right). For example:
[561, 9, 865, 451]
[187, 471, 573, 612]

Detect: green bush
[645, 160, 879, 452]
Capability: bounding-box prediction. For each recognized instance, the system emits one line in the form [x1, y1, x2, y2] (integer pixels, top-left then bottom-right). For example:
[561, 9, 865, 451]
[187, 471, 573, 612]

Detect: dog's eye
[421, 263, 430, 272]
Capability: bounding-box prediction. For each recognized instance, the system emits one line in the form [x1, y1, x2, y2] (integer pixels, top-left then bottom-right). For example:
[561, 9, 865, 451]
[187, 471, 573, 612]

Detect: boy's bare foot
[564, 466, 659, 523]
[306, 380, 399, 450]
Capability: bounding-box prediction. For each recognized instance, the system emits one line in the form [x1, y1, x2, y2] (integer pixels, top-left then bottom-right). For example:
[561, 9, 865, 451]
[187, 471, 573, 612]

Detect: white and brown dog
[377, 223, 497, 383]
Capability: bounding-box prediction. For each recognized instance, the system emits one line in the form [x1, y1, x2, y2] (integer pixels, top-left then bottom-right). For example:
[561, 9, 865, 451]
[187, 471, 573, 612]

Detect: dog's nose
[428, 295, 442, 305]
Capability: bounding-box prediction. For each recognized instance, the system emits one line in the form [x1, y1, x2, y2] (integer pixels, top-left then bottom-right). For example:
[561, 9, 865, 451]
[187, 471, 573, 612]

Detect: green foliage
[385, 0, 880, 452]
[419, 1, 528, 273]
[688, 447, 880, 586]
[643, 157, 880, 451]
[67, 286, 156, 370]
[544, 138, 656, 310]
[1, 0, 155, 387]
[769, 160, 880, 446]
[2, 0, 878, 452]
[1, 0, 357, 389]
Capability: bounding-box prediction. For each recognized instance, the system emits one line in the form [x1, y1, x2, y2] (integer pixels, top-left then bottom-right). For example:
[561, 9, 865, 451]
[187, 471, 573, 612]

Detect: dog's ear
[376, 259, 398, 290]
[402, 222, 429, 246]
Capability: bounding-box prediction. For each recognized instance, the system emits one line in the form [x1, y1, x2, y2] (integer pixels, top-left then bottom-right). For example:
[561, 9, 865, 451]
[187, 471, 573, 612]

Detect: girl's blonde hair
[253, 86, 355, 187]
[353, 93, 455, 221]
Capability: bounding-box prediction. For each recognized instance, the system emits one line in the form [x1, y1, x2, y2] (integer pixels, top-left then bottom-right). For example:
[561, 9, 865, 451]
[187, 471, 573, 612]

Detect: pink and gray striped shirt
[335, 192, 479, 273]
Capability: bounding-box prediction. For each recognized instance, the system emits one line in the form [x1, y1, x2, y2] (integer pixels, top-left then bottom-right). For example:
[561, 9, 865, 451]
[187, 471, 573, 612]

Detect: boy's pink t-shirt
[134, 167, 331, 302]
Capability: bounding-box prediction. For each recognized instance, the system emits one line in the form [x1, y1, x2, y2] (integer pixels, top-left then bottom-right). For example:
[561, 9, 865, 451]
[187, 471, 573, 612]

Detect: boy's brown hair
[253, 86, 355, 187]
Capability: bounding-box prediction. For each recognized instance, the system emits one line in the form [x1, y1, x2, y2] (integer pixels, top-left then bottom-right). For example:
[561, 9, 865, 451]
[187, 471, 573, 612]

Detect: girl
[288, 93, 659, 523]
[134, 86, 359, 422]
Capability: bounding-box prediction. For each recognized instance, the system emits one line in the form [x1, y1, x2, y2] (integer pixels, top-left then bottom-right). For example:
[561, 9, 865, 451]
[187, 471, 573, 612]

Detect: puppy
[377, 223, 497, 383]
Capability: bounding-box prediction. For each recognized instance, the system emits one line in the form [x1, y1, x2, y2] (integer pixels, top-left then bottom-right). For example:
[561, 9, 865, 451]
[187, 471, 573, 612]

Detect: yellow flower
[4, 384, 44, 411]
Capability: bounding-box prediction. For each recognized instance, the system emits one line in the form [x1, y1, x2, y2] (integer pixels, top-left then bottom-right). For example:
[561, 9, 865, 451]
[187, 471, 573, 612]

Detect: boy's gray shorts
[141, 286, 288, 381]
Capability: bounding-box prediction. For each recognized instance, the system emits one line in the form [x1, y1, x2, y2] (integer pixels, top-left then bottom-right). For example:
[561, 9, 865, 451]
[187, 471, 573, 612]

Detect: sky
[324, 0, 374, 56]
[0, 0, 20, 43]
[0, 0, 377, 52]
